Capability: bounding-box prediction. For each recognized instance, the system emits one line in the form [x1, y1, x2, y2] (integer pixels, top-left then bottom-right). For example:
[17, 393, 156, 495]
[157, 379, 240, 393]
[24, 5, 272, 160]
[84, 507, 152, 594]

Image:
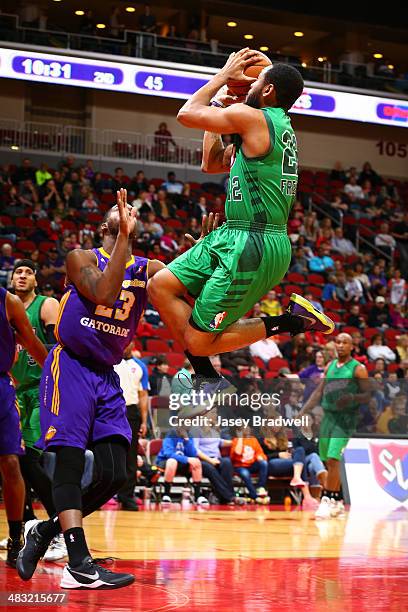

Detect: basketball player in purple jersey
[17, 189, 165, 589]
[0, 286, 47, 567]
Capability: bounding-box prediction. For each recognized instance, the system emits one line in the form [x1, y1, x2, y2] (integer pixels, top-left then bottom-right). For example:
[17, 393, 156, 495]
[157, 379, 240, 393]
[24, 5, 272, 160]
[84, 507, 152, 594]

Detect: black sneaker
[60, 556, 135, 589]
[16, 519, 52, 580]
[6, 537, 23, 568]
[118, 497, 139, 511]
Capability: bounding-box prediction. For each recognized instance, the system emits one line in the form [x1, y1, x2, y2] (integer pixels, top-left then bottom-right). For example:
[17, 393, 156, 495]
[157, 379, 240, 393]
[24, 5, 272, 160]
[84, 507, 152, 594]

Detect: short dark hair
[264, 63, 304, 111]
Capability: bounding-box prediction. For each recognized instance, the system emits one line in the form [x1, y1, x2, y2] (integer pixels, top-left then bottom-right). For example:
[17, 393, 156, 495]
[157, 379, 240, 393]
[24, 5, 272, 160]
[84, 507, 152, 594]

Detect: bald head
[335, 333, 353, 360]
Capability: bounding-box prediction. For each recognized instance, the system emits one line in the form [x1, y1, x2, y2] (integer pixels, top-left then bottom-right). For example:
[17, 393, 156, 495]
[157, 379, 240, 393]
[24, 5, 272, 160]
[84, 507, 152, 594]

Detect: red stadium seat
[268, 357, 289, 371]
[323, 300, 345, 313]
[172, 341, 185, 353]
[145, 339, 170, 353]
[284, 284, 302, 296]
[306, 285, 322, 298]
[326, 311, 342, 323]
[166, 353, 185, 368]
[39, 241, 56, 252]
[16, 239, 36, 253]
[364, 328, 381, 340]
[146, 438, 163, 464]
[308, 274, 325, 286]
[0, 215, 12, 226]
[154, 327, 174, 341]
[165, 219, 183, 229]
[286, 272, 306, 284]
[342, 326, 359, 335]
[15, 218, 34, 230]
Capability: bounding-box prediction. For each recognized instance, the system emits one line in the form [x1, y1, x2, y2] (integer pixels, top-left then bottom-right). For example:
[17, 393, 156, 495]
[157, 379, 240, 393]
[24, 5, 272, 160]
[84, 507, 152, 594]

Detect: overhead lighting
[294, 31, 304, 37]
[259, 46, 269, 51]
[96, 23, 106, 29]
[126, 6, 136, 12]
[244, 34, 254, 40]
[373, 53, 383, 59]
[75, 10, 84, 15]
[388, 64, 394, 69]
[317, 56, 324, 62]
[227, 21, 237, 27]
[52, 0, 62, 2]
[11, 145, 19, 150]
[301, 62, 307, 67]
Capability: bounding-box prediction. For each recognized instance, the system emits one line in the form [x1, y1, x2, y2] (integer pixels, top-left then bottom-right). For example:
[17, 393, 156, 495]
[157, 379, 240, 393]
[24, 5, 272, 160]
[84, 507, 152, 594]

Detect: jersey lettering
[281, 130, 298, 177]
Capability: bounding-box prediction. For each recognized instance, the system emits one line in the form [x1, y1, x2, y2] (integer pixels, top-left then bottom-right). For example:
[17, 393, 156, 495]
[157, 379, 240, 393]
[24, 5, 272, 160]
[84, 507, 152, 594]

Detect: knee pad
[52, 447, 85, 513]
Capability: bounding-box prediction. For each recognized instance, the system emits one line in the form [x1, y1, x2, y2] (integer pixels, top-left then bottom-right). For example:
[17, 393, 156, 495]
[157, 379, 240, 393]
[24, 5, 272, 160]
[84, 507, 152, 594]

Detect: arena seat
[286, 272, 306, 284]
[268, 357, 289, 371]
[308, 273, 325, 286]
[146, 339, 170, 352]
[165, 353, 185, 368]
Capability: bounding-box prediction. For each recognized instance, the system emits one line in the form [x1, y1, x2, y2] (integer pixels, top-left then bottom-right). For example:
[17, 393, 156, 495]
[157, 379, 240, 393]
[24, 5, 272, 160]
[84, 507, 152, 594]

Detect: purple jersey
[0, 287, 15, 373]
[55, 248, 148, 366]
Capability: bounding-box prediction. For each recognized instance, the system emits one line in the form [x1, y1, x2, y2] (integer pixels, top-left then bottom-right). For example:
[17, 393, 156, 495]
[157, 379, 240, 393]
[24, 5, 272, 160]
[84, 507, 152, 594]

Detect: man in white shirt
[344, 177, 364, 200]
[331, 227, 357, 256]
[249, 337, 282, 364]
[114, 342, 149, 510]
[375, 222, 396, 251]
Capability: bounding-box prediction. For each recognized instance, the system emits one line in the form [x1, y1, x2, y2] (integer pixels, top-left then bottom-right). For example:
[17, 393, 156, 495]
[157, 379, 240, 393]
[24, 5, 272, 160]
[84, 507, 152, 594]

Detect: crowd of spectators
[1, 155, 407, 452]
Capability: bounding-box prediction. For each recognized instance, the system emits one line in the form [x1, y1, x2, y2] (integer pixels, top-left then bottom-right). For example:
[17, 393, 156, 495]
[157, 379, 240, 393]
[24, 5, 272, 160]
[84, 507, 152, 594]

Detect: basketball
[227, 50, 272, 96]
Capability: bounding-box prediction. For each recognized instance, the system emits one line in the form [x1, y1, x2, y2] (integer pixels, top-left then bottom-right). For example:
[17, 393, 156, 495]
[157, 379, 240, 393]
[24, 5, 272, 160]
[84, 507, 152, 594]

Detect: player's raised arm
[177, 49, 261, 134]
[66, 188, 136, 307]
[6, 292, 48, 368]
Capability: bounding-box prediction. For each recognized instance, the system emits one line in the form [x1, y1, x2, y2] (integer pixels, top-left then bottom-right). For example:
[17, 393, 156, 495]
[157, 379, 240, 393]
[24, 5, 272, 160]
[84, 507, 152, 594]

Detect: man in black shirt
[393, 212, 408, 278]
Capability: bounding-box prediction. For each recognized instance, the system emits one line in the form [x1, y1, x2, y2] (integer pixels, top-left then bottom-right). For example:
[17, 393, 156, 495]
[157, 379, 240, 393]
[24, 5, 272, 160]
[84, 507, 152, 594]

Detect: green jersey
[12, 295, 47, 389]
[225, 107, 298, 226]
[321, 358, 360, 413]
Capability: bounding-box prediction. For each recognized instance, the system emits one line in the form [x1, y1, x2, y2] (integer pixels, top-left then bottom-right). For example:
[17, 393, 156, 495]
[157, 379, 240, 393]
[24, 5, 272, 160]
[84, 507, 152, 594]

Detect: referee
[114, 341, 149, 510]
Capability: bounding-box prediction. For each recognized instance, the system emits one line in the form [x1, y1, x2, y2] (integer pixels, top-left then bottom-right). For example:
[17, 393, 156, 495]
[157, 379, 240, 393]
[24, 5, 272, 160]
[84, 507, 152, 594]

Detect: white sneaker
[256, 487, 268, 497]
[315, 496, 334, 520]
[195, 496, 209, 506]
[0, 537, 8, 550]
[161, 495, 172, 505]
[43, 534, 67, 562]
[331, 500, 346, 518]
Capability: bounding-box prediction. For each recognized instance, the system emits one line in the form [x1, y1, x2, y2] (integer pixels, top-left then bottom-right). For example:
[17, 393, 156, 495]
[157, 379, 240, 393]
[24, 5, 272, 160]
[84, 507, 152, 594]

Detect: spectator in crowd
[14, 158, 36, 184]
[380, 178, 400, 202]
[193, 417, 238, 504]
[42, 283, 56, 298]
[4, 186, 26, 217]
[396, 335, 408, 363]
[367, 334, 396, 363]
[300, 211, 319, 243]
[331, 227, 357, 256]
[375, 222, 396, 255]
[153, 189, 175, 219]
[309, 246, 334, 273]
[369, 264, 387, 291]
[345, 269, 364, 303]
[346, 304, 366, 329]
[185, 217, 201, 242]
[322, 274, 339, 301]
[43, 179, 62, 210]
[392, 211, 408, 277]
[62, 182, 78, 209]
[155, 430, 208, 505]
[79, 9, 95, 35]
[109, 6, 124, 37]
[39, 246, 66, 287]
[19, 179, 39, 207]
[368, 296, 392, 328]
[260, 290, 282, 317]
[390, 304, 408, 331]
[0, 243, 15, 287]
[82, 191, 100, 211]
[250, 337, 282, 364]
[149, 356, 172, 396]
[351, 331, 368, 364]
[112, 167, 128, 192]
[230, 427, 269, 503]
[303, 290, 323, 312]
[192, 195, 208, 221]
[154, 122, 176, 159]
[138, 4, 157, 33]
[388, 394, 408, 435]
[0, 219, 16, 243]
[299, 350, 326, 400]
[359, 162, 381, 187]
[161, 171, 184, 195]
[330, 161, 347, 183]
[138, 212, 164, 240]
[171, 360, 194, 396]
[344, 176, 364, 200]
[128, 170, 149, 196]
[35, 162, 52, 188]
[329, 194, 349, 219]
[389, 269, 406, 306]
[290, 246, 309, 274]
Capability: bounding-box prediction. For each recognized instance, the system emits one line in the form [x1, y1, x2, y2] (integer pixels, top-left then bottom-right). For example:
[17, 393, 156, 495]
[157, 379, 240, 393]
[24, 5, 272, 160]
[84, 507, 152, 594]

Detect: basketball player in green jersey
[9, 260, 66, 560]
[300, 333, 369, 519]
[149, 49, 334, 389]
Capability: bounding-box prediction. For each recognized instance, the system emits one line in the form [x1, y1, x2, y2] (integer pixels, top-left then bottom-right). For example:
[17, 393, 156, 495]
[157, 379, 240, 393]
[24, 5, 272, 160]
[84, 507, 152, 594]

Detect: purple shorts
[38, 345, 131, 451]
[0, 374, 24, 456]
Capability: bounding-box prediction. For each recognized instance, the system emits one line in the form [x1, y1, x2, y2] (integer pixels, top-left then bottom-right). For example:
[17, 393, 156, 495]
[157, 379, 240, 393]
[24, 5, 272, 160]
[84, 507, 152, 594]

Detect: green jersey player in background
[149, 49, 334, 391]
[2, 260, 67, 561]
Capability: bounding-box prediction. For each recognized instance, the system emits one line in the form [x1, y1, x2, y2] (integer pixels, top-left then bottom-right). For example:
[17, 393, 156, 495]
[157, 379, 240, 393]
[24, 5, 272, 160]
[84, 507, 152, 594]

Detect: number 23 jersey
[55, 248, 148, 366]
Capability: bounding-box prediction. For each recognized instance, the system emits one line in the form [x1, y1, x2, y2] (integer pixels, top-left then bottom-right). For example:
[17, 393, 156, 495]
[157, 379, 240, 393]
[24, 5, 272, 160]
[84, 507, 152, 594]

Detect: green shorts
[318, 411, 358, 461]
[16, 384, 41, 451]
[167, 220, 291, 332]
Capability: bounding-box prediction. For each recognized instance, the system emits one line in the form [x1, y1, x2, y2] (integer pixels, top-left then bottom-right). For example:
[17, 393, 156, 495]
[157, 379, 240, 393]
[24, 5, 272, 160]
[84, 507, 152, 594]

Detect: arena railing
[0, 117, 203, 168]
[0, 12, 407, 95]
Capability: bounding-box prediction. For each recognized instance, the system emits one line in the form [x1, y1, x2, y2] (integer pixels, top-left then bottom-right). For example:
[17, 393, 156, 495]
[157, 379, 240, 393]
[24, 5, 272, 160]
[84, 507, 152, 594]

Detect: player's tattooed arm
[66, 249, 122, 307]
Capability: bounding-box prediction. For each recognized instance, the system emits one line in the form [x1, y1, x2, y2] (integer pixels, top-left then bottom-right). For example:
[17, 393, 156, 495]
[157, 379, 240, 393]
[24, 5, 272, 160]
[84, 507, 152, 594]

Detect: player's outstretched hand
[219, 48, 260, 83]
[185, 212, 219, 246]
[117, 188, 137, 237]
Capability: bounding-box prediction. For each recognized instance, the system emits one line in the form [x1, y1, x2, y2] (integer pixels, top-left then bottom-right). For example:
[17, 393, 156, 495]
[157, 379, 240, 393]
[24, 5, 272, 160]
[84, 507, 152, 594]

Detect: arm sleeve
[138, 360, 150, 391]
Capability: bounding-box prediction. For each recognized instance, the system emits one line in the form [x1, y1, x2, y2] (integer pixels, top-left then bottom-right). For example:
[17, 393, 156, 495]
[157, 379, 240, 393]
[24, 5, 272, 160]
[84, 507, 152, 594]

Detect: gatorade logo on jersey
[45, 425, 57, 441]
[369, 442, 408, 502]
[209, 311, 228, 330]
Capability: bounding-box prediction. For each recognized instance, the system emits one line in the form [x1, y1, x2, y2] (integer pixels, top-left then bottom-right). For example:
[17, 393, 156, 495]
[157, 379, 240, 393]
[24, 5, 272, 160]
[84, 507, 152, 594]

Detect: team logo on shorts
[45, 426, 57, 441]
[369, 442, 408, 502]
[209, 311, 228, 330]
